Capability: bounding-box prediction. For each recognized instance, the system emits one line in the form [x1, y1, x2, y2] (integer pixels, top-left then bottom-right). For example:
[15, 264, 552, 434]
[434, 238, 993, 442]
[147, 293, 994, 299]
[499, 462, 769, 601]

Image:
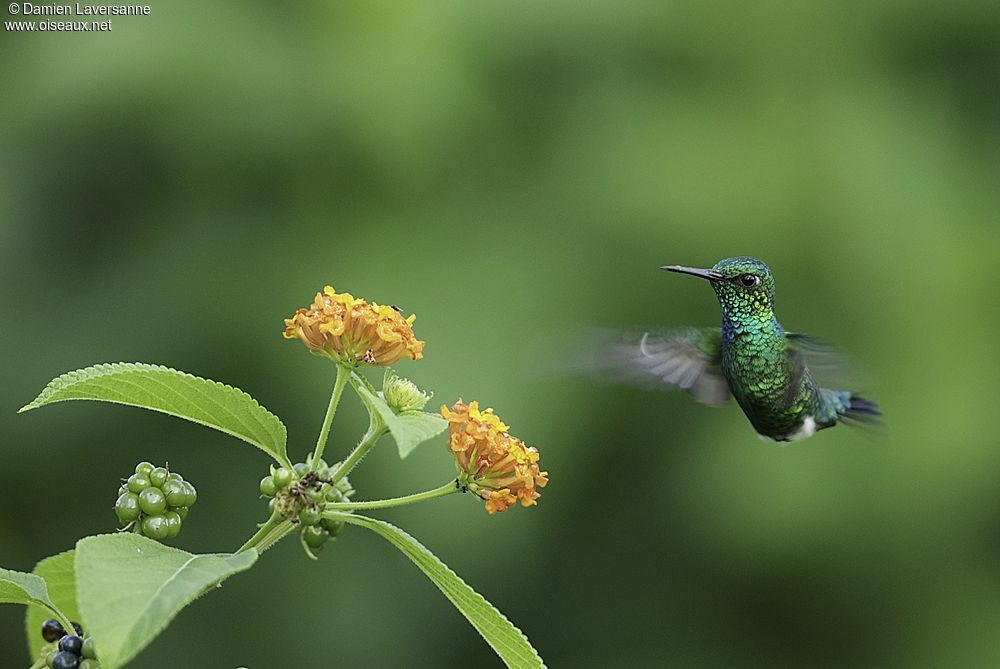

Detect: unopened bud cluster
[382, 370, 432, 413]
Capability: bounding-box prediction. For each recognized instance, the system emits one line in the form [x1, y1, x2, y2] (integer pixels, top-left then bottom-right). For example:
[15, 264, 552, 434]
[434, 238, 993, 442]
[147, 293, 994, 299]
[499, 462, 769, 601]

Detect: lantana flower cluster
[283, 286, 425, 366]
[284, 286, 548, 515]
[441, 401, 548, 514]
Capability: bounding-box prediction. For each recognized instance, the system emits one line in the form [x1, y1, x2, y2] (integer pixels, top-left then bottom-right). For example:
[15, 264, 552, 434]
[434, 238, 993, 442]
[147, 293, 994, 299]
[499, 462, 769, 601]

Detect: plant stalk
[311, 364, 350, 469]
[237, 511, 295, 554]
[322, 480, 458, 513]
[329, 424, 388, 484]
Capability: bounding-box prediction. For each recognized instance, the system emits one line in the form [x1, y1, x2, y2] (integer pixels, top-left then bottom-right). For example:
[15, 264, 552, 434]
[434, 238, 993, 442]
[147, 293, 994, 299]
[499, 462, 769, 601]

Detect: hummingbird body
[613, 257, 879, 441]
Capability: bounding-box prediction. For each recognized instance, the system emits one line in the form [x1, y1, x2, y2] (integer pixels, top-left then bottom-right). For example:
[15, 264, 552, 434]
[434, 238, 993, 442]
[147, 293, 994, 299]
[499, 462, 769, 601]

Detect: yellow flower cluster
[441, 400, 548, 514]
[283, 286, 425, 366]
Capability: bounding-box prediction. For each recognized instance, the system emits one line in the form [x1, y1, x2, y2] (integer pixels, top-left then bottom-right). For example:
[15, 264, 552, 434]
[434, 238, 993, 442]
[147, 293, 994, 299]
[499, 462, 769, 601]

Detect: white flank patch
[788, 416, 817, 441]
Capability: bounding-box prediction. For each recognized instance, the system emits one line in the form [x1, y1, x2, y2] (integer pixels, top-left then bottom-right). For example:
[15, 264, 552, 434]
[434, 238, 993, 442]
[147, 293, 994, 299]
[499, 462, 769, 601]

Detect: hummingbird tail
[824, 390, 882, 425]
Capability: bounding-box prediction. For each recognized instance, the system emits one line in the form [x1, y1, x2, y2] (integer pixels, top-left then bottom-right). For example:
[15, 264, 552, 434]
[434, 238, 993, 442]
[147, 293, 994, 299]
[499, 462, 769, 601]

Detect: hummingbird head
[661, 256, 777, 323]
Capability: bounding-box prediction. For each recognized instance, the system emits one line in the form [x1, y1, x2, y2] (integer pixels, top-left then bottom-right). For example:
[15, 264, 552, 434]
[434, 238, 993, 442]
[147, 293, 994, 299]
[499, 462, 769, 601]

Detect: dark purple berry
[72, 622, 84, 637]
[52, 650, 80, 669]
[41, 618, 65, 642]
[58, 634, 83, 655]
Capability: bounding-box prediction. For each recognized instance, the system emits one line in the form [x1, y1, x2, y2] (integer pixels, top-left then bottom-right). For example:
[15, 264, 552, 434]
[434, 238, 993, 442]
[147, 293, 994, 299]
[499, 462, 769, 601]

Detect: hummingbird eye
[738, 274, 760, 287]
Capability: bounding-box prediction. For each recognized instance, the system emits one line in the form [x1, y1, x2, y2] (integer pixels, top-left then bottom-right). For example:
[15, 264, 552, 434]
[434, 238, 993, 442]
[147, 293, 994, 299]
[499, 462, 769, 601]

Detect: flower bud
[382, 370, 432, 414]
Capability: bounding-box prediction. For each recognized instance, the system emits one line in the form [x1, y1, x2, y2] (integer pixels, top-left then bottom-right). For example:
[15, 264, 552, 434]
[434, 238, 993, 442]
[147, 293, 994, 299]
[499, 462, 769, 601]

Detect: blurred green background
[2, 1, 999, 666]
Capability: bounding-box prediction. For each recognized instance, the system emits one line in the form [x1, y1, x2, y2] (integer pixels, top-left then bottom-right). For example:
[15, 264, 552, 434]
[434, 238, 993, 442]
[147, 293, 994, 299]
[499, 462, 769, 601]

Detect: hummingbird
[608, 256, 880, 441]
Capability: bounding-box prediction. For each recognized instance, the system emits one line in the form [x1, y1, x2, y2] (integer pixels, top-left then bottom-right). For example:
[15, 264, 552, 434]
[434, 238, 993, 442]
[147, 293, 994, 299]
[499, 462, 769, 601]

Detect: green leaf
[331, 513, 545, 669]
[0, 565, 73, 647]
[76, 533, 257, 669]
[25, 550, 81, 659]
[352, 376, 447, 458]
[20, 363, 290, 466]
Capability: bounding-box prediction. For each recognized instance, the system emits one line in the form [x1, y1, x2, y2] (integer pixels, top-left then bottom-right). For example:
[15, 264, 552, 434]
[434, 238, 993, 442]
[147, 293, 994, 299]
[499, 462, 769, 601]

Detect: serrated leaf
[352, 377, 447, 458]
[0, 566, 73, 648]
[76, 534, 257, 669]
[25, 550, 81, 659]
[0, 567, 57, 608]
[332, 513, 545, 669]
[20, 363, 290, 466]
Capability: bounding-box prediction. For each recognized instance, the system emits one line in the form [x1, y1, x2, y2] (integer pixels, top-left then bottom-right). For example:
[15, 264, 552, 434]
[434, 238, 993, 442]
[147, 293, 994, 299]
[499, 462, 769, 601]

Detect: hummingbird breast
[720, 317, 817, 440]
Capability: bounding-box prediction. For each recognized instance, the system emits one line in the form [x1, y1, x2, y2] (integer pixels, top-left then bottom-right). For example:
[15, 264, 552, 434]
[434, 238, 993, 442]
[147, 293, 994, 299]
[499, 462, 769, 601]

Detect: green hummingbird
[609, 256, 880, 441]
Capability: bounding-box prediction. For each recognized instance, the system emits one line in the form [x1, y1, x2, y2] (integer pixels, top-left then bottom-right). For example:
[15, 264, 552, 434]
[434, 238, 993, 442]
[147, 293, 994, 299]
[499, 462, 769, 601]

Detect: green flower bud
[382, 370, 431, 413]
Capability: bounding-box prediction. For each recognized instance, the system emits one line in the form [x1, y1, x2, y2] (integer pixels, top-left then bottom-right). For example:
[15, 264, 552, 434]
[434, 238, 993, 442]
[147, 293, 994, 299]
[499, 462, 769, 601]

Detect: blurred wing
[605, 328, 731, 405]
[782, 332, 864, 407]
[785, 333, 843, 374]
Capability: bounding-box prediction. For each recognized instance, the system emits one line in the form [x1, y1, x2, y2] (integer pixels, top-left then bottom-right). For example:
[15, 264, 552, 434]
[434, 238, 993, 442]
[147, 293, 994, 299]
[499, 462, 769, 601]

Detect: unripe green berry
[149, 467, 169, 487]
[302, 525, 329, 548]
[299, 505, 321, 526]
[163, 511, 182, 538]
[320, 517, 344, 537]
[38, 641, 55, 659]
[175, 506, 189, 520]
[259, 475, 278, 497]
[80, 660, 101, 669]
[182, 481, 198, 507]
[292, 462, 309, 477]
[141, 515, 169, 540]
[166, 472, 183, 483]
[126, 473, 151, 493]
[115, 492, 141, 523]
[81, 636, 97, 659]
[272, 467, 293, 489]
[138, 487, 167, 515]
[134, 461, 154, 475]
[161, 480, 188, 507]
[117, 484, 128, 496]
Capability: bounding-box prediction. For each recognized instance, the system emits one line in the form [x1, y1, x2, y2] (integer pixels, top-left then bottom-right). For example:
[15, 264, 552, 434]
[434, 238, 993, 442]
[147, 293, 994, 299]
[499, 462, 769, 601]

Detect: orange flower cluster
[441, 400, 548, 514]
[283, 286, 425, 366]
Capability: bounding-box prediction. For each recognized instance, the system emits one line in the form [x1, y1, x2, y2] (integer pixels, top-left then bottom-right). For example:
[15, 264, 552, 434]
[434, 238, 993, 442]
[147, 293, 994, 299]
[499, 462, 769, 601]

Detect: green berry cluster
[259, 460, 352, 557]
[115, 462, 197, 541]
[39, 618, 99, 669]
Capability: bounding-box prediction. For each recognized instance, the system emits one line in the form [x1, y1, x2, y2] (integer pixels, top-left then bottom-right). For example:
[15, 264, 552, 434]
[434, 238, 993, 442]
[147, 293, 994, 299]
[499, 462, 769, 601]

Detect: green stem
[311, 364, 351, 469]
[329, 424, 388, 483]
[322, 480, 458, 512]
[237, 511, 295, 554]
